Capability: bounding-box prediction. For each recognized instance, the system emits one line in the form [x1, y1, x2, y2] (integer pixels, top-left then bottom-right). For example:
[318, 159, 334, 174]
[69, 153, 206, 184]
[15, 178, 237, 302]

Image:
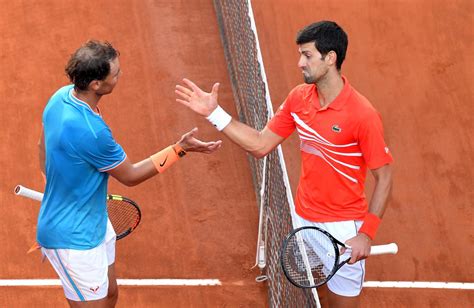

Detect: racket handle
[370, 243, 398, 255]
[14, 185, 44, 202]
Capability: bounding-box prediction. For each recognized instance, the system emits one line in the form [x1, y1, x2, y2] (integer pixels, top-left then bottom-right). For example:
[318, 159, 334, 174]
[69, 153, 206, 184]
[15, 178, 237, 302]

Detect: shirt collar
[316, 75, 352, 111]
[68, 87, 101, 116]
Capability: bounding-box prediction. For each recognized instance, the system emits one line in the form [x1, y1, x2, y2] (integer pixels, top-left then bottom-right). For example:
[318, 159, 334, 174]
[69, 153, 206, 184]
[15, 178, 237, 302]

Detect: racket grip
[370, 243, 398, 255]
[14, 185, 44, 202]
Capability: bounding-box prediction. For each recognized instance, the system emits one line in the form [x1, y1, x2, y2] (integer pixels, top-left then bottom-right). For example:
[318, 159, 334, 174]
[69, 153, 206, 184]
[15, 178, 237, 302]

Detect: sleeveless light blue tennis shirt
[37, 85, 126, 249]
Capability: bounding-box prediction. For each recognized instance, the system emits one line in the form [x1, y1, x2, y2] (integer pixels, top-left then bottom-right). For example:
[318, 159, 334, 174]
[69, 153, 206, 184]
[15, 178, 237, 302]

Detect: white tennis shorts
[295, 215, 365, 297]
[41, 219, 116, 301]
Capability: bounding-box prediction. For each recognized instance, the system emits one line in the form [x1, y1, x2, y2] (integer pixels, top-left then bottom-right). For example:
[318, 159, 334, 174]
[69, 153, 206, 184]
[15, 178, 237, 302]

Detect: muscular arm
[367, 164, 393, 218]
[108, 127, 221, 187]
[222, 122, 285, 158]
[107, 157, 158, 187]
[176, 79, 285, 158]
[108, 120, 274, 186]
[346, 163, 393, 263]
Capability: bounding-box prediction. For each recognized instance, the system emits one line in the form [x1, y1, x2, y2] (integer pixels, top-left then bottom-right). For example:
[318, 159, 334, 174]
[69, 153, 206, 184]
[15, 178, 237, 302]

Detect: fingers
[176, 85, 193, 96]
[199, 141, 222, 154]
[185, 139, 222, 154]
[176, 79, 219, 97]
[182, 78, 201, 93]
[211, 83, 220, 95]
[175, 86, 191, 106]
[348, 253, 359, 264]
[175, 80, 200, 107]
[340, 247, 347, 255]
[347, 249, 369, 264]
[205, 141, 222, 153]
[195, 140, 222, 149]
[208, 140, 222, 150]
[179, 127, 198, 144]
[185, 127, 198, 136]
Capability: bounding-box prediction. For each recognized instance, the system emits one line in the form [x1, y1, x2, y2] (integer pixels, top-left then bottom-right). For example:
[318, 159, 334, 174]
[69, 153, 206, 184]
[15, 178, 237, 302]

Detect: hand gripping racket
[14, 185, 141, 240]
[280, 226, 398, 288]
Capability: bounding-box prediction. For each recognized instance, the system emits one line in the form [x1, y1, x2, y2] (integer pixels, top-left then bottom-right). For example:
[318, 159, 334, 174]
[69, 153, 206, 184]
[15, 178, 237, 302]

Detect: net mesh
[213, 0, 319, 306]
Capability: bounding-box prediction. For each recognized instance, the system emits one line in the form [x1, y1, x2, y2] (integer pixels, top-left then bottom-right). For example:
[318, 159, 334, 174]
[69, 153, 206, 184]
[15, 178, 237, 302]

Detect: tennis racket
[14, 185, 141, 240]
[280, 226, 398, 288]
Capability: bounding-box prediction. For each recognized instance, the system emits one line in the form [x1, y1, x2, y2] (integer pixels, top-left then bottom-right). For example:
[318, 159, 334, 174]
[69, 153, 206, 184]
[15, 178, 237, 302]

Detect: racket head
[280, 226, 344, 288]
[106, 194, 141, 240]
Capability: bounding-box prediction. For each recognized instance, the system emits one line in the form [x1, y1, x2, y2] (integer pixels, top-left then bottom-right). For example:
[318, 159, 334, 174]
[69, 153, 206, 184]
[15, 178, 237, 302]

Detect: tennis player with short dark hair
[176, 21, 393, 307]
[38, 40, 222, 307]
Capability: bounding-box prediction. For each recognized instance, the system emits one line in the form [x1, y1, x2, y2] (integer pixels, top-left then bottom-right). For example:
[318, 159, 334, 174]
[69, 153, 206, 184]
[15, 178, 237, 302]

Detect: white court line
[0, 279, 472, 289]
[363, 281, 474, 290]
[0, 279, 221, 287]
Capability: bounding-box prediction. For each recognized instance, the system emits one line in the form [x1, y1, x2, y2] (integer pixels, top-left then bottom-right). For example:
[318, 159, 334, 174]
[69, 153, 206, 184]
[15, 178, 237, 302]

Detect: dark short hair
[296, 21, 348, 70]
[65, 40, 119, 91]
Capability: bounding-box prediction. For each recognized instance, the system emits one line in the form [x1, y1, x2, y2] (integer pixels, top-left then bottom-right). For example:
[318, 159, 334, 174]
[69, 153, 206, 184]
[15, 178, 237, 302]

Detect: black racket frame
[106, 194, 142, 240]
[280, 226, 350, 288]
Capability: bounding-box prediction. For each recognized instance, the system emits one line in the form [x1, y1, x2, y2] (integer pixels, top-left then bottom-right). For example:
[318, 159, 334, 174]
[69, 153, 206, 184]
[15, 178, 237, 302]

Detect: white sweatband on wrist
[206, 106, 232, 131]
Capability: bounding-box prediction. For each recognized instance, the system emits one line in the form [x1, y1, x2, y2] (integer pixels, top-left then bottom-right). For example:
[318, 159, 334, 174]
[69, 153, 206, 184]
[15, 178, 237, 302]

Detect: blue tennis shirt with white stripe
[37, 85, 126, 250]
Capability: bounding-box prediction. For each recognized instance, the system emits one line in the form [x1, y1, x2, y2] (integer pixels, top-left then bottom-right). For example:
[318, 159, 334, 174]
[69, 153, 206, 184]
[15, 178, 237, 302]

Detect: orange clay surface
[0, 0, 472, 307]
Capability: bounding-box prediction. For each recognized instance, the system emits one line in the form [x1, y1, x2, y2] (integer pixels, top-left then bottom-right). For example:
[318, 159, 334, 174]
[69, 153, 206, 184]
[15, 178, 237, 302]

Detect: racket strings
[282, 229, 337, 287]
[107, 198, 140, 238]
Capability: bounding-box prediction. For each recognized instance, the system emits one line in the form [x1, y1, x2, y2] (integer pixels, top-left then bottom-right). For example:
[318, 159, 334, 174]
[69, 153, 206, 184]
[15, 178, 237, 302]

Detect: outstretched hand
[176, 127, 222, 154]
[175, 78, 220, 117]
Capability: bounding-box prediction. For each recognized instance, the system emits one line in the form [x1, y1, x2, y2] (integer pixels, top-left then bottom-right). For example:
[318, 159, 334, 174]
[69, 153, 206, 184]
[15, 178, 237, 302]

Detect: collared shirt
[37, 85, 126, 249]
[267, 76, 393, 222]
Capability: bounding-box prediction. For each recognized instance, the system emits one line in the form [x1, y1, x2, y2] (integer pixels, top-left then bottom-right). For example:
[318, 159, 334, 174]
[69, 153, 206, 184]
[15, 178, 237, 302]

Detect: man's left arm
[367, 164, 393, 218]
[346, 163, 393, 263]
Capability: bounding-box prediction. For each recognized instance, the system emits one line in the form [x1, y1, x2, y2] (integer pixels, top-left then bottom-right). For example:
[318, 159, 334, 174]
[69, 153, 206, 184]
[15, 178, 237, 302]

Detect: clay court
[0, 0, 472, 307]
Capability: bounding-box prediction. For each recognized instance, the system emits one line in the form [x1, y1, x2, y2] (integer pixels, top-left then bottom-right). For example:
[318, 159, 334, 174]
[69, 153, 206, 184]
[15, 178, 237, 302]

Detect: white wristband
[206, 106, 232, 131]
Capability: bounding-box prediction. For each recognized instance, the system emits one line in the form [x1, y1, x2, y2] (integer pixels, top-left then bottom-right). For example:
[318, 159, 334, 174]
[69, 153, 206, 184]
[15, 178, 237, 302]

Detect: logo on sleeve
[160, 156, 168, 167]
[331, 124, 342, 133]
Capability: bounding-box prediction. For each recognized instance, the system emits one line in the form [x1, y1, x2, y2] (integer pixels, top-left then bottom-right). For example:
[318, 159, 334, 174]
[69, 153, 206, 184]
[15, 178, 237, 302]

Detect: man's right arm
[108, 127, 222, 187]
[221, 121, 285, 158]
[176, 78, 285, 158]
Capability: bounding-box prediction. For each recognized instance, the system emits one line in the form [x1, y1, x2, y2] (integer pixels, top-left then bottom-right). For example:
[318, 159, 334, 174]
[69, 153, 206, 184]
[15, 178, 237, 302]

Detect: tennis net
[213, 0, 320, 306]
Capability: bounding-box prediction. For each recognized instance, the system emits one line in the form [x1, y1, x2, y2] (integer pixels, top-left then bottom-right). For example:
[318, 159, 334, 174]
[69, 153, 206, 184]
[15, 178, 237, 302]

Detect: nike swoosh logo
[160, 156, 168, 167]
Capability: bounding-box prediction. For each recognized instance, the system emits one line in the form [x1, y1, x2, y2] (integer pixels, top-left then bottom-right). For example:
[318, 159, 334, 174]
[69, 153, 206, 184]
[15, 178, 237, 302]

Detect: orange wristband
[150, 144, 185, 173]
[172, 143, 186, 158]
[358, 213, 381, 240]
